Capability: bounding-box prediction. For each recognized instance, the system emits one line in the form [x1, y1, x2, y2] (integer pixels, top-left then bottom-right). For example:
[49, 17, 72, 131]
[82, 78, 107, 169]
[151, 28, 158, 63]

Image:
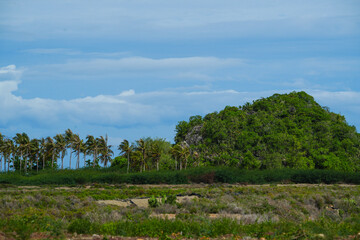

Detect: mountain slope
[175, 91, 360, 171]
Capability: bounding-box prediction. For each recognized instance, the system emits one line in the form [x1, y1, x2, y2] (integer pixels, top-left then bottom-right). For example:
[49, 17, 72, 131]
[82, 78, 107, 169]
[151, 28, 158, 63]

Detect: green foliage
[148, 195, 160, 208]
[111, 156, 127, 168]
[1, 167, 360, 185]
[68, 218, 92, 234]
[175, 91, 360, 171]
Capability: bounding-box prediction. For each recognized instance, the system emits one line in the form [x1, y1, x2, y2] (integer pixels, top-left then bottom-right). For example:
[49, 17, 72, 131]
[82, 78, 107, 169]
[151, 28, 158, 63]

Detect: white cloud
[1, 0, 358, 40]
[1, 65, 359, 141]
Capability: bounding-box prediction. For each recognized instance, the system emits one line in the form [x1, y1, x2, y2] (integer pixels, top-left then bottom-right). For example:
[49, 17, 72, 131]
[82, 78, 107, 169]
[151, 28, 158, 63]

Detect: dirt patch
[97, 200, 131, 207]
[18, 186, 40, 189]
[96, 195, 199, 208]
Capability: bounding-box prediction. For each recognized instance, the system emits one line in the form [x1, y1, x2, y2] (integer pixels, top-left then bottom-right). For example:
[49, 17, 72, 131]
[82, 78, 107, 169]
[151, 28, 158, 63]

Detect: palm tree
[72, 134, 82, 169]
[29, 138, 40, 172]
[46, 137, 57, 169]
[136, 138, 147, 172]
[170, 144, 182, 170]
[86, 135, 99, 168]
[65, 129, 74, 169]
[2, 138, 14, 172]
[13, 133, 30, 173]
[39, 138, 47, 170]
[0, 133, 4, 172]
[80, 140, 88, 168]
[179, 142, 190, 170]
[98, 135, 113, 167]
[54, 134, 67, 170]
[149, 141, 162, 171]
[118, 139, 133, 173]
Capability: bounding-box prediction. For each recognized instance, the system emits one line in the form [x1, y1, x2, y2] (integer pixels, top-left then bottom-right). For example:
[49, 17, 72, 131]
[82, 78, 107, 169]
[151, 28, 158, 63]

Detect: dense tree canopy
[175, 91, 360, 171]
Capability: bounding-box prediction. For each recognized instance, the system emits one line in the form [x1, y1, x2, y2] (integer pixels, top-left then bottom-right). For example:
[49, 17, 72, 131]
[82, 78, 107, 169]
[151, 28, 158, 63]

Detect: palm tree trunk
[127, 152, 130, 173]
[36, 153, 39, 173]
[52, 152, 54, 168]
[69, 148, 72, 169]
[93, 150, 96, 168]
[20, 151, 22, 173]
[156, 159, 159, 171]
[0, 156, 2, 172]
[24, 149, 28, 173]
[77, 148, 80, 169]
[83, 151, 86, 168]
[43, 154, 45, 170]
[61, 152, 64, 170]
[175, 156, 177, 170]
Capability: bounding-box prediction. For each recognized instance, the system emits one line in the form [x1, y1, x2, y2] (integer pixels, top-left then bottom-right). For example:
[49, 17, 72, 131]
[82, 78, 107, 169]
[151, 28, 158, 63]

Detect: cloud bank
[1, 65, 359, 143]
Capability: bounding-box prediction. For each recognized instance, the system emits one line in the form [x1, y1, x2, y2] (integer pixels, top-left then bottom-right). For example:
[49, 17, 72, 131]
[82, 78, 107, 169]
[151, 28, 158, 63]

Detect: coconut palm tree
[0, 133, 4, 172]
[46, 137, 57, 169]
[86, 135, 100, 168]
[80, 140, 88, 168]
[65, 129, 74, 169]
[29, 138, 40, 172]
[179, 142, 190, 170]
[149, 141, 162, 171]
[98, 135, 113, 167]
[13, 133, 30, 173]
[118, 139, 133, 173]
[54, 134, 67, 170]
[2, 138, 14, 172]
[135, 138, 147, 172]
[39, 138, 47, 170]
[71, 134, 82, 169]
[170, 144, 182, 170]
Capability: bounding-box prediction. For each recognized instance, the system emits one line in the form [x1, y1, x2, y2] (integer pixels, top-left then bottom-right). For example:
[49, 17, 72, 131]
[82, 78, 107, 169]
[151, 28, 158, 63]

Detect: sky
[1, 0, 360, 152]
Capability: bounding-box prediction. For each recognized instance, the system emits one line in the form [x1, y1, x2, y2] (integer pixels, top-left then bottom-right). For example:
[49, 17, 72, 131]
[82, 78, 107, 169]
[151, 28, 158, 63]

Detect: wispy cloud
[1, 0, 358, 40]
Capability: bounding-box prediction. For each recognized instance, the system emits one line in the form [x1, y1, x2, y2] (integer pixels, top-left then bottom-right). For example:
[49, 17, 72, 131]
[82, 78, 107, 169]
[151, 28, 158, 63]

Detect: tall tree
[54, 134, 67, 170]
[118, 139, 133, 173]
[2, 138, 14, 172]
[0, 133, 3, 172]
[29, 138, 40, 172]
[80, 140, 88, 168]
[13, 133, 30, 173]
[72, 134, 82, 169]
[46, 137, 57, 169]
[65, 129, 74, 169]
[170, 144, 182, 170]
[86, 135, 99, 168]
[39, 138, 46, 170]
[136, 138, 147, 172]
[98, 135, 113, 167]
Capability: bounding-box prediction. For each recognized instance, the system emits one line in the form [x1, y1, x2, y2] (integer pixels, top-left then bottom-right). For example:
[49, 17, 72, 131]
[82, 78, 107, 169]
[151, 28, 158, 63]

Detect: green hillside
[175, 91, 360, 171]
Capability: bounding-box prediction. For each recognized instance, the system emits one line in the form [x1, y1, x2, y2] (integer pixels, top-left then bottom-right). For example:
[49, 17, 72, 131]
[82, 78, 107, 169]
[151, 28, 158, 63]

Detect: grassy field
[0, 183, 359, 239]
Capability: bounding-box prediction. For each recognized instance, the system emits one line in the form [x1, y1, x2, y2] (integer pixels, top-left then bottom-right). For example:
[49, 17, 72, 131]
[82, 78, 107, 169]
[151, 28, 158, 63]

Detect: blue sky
[1, 0, 360, 150]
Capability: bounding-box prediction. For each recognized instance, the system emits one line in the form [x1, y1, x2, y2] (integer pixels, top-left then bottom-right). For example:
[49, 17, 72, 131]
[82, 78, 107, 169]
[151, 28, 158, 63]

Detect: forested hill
[175, 91, 360, 171]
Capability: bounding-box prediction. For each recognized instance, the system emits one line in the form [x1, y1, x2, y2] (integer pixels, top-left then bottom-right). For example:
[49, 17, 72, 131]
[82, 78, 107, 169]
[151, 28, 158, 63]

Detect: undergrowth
[0, 167, 359, 185]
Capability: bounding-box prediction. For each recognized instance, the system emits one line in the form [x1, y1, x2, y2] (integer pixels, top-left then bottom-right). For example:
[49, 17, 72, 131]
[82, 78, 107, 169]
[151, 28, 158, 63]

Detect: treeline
[0, 130, 191, 173]
[175, 91, 360, 172]
[0, 130, 114, 173]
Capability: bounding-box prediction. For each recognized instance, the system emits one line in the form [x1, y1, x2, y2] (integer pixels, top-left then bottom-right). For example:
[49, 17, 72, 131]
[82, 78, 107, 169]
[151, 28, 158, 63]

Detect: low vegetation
[1, 167, 360, 186]
[0, 184, 359, 239]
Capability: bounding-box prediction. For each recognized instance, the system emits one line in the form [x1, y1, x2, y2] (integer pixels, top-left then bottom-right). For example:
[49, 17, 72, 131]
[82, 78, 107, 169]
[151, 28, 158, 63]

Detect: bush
[67, 219, 92, 234]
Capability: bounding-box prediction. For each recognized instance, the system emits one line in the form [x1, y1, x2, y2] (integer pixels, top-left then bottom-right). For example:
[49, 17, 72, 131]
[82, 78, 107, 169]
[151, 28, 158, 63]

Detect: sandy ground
[97, 195, 198, 208]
